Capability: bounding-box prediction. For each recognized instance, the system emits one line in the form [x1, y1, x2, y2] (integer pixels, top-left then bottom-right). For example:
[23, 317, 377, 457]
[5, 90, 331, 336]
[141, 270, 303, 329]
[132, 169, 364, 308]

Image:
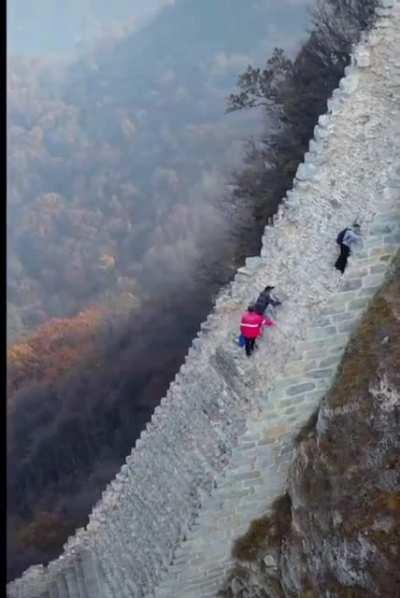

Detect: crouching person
[240, 304, 275, 357]
[254, 285, 281, 316]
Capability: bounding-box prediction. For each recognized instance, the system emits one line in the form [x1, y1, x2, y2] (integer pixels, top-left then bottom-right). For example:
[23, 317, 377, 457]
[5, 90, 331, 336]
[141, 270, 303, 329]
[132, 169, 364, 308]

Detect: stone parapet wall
[7, 1, 400, 597]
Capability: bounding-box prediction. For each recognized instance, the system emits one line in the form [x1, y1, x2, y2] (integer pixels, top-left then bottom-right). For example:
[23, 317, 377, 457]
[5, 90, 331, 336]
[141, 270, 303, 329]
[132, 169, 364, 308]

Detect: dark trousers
[335, 244, 350, 273]
[244, 337, 256, 357]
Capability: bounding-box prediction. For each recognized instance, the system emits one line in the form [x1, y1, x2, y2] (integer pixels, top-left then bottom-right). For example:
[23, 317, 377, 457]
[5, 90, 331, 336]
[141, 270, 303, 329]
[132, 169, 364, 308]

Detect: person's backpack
[336, 228, 348, 245]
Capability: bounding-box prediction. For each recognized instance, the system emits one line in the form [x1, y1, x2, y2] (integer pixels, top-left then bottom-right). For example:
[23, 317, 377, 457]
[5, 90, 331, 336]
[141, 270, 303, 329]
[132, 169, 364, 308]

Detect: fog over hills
[7, 0, 310, 340]
[7, 0, 174, 56]
[8, 0, 310, 57]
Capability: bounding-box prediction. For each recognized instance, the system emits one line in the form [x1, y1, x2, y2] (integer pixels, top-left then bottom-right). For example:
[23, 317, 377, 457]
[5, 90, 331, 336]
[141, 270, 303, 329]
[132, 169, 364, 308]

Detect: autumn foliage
[15, 510, 77, 553]
[7, 306, 106, 401]
[6, 288, 211, 582]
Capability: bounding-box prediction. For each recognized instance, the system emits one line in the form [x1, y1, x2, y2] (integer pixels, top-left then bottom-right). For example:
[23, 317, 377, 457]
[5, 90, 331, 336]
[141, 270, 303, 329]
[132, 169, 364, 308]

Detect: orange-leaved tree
[7, 305, 107, 403]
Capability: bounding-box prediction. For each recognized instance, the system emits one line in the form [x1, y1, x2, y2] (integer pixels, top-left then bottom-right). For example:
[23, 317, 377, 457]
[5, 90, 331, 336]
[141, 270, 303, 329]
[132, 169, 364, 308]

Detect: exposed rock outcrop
[222, 259, 400, 597]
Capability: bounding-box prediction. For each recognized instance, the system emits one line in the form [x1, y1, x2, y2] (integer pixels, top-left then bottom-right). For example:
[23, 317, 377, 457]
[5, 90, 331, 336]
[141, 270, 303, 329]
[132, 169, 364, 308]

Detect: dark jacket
[254, 291, 281, 315]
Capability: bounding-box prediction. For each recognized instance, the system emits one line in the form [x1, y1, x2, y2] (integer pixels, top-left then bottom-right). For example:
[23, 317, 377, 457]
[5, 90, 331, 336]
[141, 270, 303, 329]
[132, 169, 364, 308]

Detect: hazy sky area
[7, 0, 177, 56]
[8, 0, 311, 57]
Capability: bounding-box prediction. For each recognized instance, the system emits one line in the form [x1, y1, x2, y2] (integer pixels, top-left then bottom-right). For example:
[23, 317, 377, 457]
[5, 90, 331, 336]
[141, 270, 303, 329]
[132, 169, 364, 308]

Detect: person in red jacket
[240, 304, 275, 357]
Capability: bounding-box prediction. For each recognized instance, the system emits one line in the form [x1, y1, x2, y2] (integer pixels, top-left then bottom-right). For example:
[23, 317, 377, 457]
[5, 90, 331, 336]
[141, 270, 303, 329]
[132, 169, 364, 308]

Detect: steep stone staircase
[152, 2, 400, 596]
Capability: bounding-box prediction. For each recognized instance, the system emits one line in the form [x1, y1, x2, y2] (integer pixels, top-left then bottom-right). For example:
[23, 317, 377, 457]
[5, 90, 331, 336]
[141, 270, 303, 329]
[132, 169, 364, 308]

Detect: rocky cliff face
[222, 259, 400, 598]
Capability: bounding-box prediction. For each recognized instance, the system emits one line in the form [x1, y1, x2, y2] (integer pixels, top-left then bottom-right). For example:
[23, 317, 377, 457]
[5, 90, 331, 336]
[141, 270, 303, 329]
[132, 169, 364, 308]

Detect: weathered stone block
[369, 223, 394, 235]
[301, 389, 325, 404]
[229, 470, 261, 483]
[354, 48, 370, 68]
[319, 306, 347, 317]
[349, 297, 370, 310]
[262, 423, 291, 442]
[361, 273, 386, 287]
[306, 368, 335, 380]
[279, 397, 303, 409]
[283, 406, 296, 415]
[337, 320, 357, 333]
[298, 339, 332, 353]
[364, 235, 387, 248]
[314, 315, 332, 327]
[286, 382, 316, 396]
[358, 285, 382, 297]
[384, 232, 400, 245]
[284, 362, 313, 377]
[368, 246, 394, 258]
[341, 278, 363, 291]
[333, 311, 356, 323]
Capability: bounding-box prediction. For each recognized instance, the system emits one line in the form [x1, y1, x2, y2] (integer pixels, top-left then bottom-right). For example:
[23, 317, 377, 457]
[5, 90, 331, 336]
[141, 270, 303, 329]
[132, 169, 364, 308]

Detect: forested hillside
[7, 0, 310, 343]
[7, 0, 377, 583]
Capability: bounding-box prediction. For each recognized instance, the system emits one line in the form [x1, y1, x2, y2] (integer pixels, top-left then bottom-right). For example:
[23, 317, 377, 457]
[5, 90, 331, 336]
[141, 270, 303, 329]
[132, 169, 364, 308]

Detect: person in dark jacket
[254, 285, 281, 316]
[335, 223, 362, 273]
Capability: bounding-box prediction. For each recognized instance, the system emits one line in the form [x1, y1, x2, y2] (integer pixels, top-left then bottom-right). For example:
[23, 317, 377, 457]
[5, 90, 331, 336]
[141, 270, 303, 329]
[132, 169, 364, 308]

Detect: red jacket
[240, 311, 274, 339]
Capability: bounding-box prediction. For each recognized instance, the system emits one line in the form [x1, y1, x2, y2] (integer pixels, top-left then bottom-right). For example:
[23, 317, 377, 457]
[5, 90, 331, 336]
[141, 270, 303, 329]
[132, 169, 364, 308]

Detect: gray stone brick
[378, 253, 395, 262]
[284, 362, 313, 377]
[314, 316, 333, 326]
[361, 273, 386, 287]
[358, 285, 382, 297]
[333, 312, 355, 323]
[368, 247, 394, 258]
[308, 325, 338, 339]
[303, 346, 330, 359]
[306, 368, 335, 380]
[364, 235, 386, 248]
[286, 382, 316, 396]
[283, 406, 297, 415]
[229, 470, 261, 483]
[299, 339, 332, 352]
[384, 232, 400, 245]
[337, 320, 357, 333]
[318, 355, 341, 368]
[335, 289, 360, 302]
[219, 487, 255, 500]
[323, 334, 350, 348]
[369, 263, 389, 274]
[357, 255, 384, 267]
[279, 397, 305, 408]
[319, 306, 347, 317]
[240, 477, 265, 490]
[301, 390, 325, 404]
[349, 297, 370, 310]
[341, 278, 363, 291]
[369, 223, 394, 235]
[238, 441, 256, 451]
